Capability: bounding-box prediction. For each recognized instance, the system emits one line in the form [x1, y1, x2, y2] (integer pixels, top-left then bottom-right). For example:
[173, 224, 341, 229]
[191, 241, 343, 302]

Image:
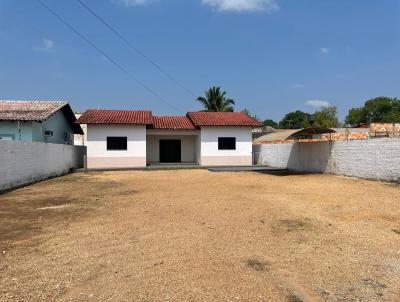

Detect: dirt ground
[0, 170, 399, 302]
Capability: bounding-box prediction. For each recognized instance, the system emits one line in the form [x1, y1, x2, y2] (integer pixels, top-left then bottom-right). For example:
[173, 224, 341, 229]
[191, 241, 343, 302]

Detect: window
[107, 137, 127, 150]
[43, 130, 54, 137]
[218, 137, 236, 150]
[0, 135, 14, 140]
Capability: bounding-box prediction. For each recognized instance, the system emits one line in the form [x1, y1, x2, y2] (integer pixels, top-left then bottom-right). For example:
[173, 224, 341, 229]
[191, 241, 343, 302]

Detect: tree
[197, 86, 235, 112]
[313, 105, 340, 128]
[345, 97, 400, 126]
[263, 119, 278, 128]
[279, 110, 310, 129]
[242, 109, 261, 121]
[345, 108, 363, 126]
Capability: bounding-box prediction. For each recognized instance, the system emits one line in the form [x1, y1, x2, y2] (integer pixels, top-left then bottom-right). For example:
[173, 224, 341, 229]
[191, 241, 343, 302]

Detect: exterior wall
[195, 133, 201, 164]
[253, 143, 293, 168]
[0, 121, 33, 141]
[256, 138, 400, 182]
[87, 124, 146, 169]
[0, 110, 74, 144]
[0, 140, 86, 191]
[74, 113, 87, 146]
[200, 127, 253, 166]
[146, 130, 198, 163]
[39, 110, 74, 144]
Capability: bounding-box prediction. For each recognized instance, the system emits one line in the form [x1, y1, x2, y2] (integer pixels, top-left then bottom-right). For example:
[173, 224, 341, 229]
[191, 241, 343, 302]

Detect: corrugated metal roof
[187, 112, 262, 127]
[76, 109, 153, 125]
[254, 128, 337, 143]
[153, 116, 196, 129]
[254, 129, 300, 143]
[0, 100, 68, 121]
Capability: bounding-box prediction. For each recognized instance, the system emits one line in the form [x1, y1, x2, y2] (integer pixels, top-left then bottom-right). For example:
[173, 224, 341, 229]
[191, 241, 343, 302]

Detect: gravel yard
[0, 170, 399, 302]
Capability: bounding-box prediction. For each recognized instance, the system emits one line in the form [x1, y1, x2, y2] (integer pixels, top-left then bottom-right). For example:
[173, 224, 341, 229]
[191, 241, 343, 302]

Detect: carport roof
[254, 127, 336, 143]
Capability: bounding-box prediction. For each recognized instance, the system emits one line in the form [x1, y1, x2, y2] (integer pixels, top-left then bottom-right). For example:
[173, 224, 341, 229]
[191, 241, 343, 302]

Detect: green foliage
[197, 86, 235, 112]
[345, 97, 400, 125]
[242, 109, 260, 121]
[313, 105, 340, 128]
[279, 111, 311, 129]
[263, 119, 278, 128]
[345, 108, 363, 126]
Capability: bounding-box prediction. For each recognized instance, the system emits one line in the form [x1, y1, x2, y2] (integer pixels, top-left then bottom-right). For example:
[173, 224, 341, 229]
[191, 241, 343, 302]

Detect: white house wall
[200, 127, 252, 166]
[87, 124, 146, 169]
[146, 133, 197, 163]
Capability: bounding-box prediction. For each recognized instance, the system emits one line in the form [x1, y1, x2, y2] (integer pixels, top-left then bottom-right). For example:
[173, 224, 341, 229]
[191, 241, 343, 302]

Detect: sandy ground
[0, 170, 399, 302]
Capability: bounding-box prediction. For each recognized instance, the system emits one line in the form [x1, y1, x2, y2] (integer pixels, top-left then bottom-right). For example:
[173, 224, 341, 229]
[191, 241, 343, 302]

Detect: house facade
[77, 109, 261, 169]
[0, 100, 83, 144]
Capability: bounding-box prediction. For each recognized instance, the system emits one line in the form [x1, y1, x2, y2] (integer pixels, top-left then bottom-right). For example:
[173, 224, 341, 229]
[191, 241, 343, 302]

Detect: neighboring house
[0, 100, 83, 144]
[77, 109, 261, 169]
[253, 127, 370, 144]
[74, 112, 87, 146]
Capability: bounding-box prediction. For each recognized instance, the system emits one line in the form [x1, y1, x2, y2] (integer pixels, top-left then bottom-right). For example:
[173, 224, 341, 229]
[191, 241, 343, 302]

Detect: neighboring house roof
[77, 109, 153, 125]
[0, 100, 83, 134]
[0, 100, 67, 121]
[187, 112, 262, 127]
[254, 127, 337, 143]
[254, 129, 300, 143]
[153, 116, 196, 130]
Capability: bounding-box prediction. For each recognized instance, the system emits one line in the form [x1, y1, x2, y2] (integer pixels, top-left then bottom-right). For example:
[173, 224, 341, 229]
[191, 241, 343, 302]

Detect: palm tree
[197, 86, 235, 112]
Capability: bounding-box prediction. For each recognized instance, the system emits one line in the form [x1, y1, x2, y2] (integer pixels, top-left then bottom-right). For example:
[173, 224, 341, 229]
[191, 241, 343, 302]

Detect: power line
[35, 0, 183, 114]
[75, 0, 197, 98]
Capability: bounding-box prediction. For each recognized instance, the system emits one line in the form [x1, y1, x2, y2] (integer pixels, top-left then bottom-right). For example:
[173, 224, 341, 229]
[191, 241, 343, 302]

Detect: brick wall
[0, 140, 86, 191]
[256, 138, 400, 182]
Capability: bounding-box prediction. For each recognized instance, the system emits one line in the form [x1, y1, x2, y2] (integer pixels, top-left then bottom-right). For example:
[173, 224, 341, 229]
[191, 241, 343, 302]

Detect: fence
[253, 137, 400, 182]
[0, 140, 86, 192]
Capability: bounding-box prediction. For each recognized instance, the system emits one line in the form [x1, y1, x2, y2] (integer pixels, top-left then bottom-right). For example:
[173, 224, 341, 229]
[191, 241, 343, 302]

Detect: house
[0, 100, 83, 144]
[76, 109, 261, 168]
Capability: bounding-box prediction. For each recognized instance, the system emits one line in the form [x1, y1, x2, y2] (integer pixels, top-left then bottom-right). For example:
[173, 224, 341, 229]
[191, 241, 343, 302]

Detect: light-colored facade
[86, 126, 253, 168]
[78, 109, 260, 169]
[146, 129, 200, 164]
[199, 127, 253, 166]
[74, 113, 87, 146]
[87, 124, 147, 168]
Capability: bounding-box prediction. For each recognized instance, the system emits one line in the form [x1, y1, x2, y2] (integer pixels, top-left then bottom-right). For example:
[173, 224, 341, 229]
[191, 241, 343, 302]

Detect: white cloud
[33, 38, 55, 52]
[292, 83, 304, 89]
[201, 0, 279, 12]
[113, 0, 154, 6]
[318, 47, 330, 55]
[306, 100, 331, 108]
[113, 0, 280, 12]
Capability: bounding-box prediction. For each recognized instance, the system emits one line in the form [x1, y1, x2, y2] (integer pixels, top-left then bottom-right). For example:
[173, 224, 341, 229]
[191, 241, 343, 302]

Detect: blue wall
[0, 110, 75, 144]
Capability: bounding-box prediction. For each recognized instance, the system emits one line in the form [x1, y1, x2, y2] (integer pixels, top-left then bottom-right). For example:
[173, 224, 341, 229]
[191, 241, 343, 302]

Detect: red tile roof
[187, 112, 262, 127]
[0, 100, 68, 121]
[77, 109, 153, 125]
[153, 116, 196, 130]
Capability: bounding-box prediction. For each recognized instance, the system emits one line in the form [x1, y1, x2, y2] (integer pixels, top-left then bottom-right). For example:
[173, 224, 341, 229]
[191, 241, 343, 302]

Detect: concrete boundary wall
[254, 138, 400, 182]
[0, 140, 86, 191]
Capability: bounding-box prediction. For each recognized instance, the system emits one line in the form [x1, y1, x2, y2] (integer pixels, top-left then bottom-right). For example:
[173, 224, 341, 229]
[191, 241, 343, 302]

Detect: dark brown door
[159, 140, 181, 163]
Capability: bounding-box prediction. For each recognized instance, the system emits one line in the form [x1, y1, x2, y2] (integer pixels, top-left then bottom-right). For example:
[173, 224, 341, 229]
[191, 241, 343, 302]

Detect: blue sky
[0, 0, 399, 121]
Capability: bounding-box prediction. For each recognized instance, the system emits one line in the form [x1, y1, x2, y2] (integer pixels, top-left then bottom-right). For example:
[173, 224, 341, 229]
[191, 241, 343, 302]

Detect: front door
[159, 139, 181, 163]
